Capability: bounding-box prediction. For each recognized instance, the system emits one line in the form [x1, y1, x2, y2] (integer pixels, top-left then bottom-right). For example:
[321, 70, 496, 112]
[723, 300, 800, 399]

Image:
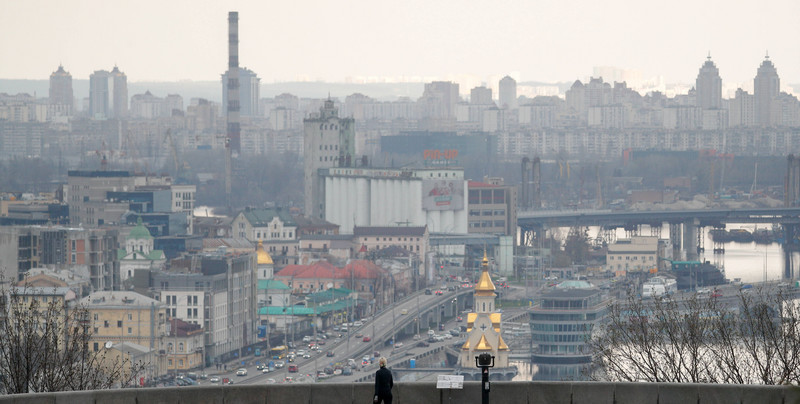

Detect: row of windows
[164, 295, 199, 306]
[469, 221, 505, 228]
[538, 344, 589, 354]
[608, 255, 654, 261]
[363, 237, 421, 242]
[319, 144, 339, 151]
[531, 323, 589, 332]
[532, 333, 589, 343]
[468, 210, 505, 217]
[468, 189, 506, 204]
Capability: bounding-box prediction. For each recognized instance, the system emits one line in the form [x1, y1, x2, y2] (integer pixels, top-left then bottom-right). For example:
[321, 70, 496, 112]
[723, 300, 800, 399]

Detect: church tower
[256, 240, 274, 280]
[458, 251, 510, 368]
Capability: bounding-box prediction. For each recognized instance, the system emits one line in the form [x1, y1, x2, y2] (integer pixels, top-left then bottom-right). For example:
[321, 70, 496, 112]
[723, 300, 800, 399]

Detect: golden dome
[256, 240, 273, 265]
[474, 250, 496, 297]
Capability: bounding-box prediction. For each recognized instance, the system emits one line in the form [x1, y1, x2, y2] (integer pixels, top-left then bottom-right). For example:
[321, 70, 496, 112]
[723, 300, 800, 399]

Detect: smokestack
[227, 11, 241, 154]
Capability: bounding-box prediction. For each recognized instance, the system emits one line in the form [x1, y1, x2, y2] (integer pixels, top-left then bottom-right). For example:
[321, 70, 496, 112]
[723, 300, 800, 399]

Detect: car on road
[317, 340, 326, 345]
[425, 289, 432, 295]
[261, 367, 270, 374]
[355, 333, 363, 338]
[275, 360, 285, 368]
[288, 364, 298, 373]
[362, 336, 371, 342]
[209, 376, 220, 383]
[302, 353, 311, 359]
[373, 351, 380, 357]
[353, 321, 363, 327]
[394, 342, 404, 348]
[342, 366, 352, 375]
[236, 368, 247, 376]
[417, 341, 430, 348]
[326, 351, 334, 357]
[435, 290, 443, 295]
[400, 309, 408, 315]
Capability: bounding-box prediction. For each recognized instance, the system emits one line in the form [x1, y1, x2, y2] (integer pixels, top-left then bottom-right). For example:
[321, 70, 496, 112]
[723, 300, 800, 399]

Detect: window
[127, 327, 132, 334]
[117, 320, 122, 327]
[93, 342, 99, 351]
[104, 321, 109, 328]
[94, 314, 99, 320]
[128, 313, 132, 320]
[179, 343, 184, 352]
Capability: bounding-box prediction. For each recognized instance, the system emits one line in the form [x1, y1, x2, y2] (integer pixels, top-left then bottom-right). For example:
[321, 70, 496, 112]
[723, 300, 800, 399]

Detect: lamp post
[475, 353, 495, 404]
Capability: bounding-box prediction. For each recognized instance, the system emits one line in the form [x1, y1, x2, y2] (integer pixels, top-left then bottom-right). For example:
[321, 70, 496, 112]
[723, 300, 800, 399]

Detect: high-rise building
[49, 65, 73, 115]
[89, 67, 127, 119]
[695, 56, 722, 110]
[729, 88, 755, 127]
[222, 67, 260, 117]
[499, 76, 517, 109]
[303, 99, 355, 219]
[754, 55, 780, 126]
[420, 81, 459, 119]
[470, 86, 493, 105]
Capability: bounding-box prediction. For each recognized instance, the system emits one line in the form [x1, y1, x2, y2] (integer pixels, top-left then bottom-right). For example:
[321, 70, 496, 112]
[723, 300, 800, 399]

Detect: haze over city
[2, 0, 799, 88]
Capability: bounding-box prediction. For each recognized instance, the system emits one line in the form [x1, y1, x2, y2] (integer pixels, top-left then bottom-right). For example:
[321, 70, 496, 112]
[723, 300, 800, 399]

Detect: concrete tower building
[89, 67, 127, 119]
[303, 99, 355, 219]
[470, 86, 493, 105]
[499, 76, 517, 109]
[754, 54, 780, 126]
[49, 65, 73, 115]
[695, 55, 722, 110]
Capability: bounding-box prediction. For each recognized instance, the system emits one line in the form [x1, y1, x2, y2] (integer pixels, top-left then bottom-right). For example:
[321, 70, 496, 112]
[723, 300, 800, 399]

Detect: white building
[322, 167, 468, 235]
[606, 236, 659, 273]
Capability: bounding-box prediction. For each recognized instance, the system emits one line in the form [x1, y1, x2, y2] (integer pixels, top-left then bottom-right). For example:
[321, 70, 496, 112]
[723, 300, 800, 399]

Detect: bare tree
[0, 284, 146, 394]
[590, 286, 800, 384]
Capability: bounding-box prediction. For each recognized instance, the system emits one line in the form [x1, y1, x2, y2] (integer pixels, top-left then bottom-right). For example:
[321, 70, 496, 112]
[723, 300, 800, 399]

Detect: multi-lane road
[228, 285, 472, 385]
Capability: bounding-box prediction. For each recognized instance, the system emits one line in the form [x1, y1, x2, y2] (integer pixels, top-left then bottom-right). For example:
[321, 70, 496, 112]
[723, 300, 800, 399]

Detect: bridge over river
[517, 207, 800, 277]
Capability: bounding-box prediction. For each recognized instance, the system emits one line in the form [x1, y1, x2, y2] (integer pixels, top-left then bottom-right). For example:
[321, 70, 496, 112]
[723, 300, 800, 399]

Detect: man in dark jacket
[374, 357, 393, 404]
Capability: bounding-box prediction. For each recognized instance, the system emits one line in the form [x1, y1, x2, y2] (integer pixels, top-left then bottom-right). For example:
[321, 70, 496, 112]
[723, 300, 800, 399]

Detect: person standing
[373, 357, 393, 404]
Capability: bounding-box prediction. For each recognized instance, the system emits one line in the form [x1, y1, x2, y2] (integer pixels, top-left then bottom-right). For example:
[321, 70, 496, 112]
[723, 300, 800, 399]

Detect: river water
[514, 223, 798, 381]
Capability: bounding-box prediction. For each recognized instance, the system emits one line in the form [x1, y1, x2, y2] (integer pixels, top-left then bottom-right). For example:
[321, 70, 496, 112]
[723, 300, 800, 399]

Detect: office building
[529, 281, 607, 380]
[89, 67, 127, 119]
[467, 178, 517, 237]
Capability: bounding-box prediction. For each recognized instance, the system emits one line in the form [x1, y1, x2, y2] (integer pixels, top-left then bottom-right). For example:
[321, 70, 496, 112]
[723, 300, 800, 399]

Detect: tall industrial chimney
[227, 11, 241, 155]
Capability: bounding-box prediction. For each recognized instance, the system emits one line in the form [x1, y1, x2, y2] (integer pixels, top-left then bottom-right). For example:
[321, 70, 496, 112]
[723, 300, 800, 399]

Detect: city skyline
[1, 0, 799, 86]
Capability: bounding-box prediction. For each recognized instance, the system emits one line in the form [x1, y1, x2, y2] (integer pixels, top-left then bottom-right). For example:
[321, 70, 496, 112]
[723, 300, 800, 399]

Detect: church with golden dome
[458, 251, 510, 369]
[256, 240, 274, 280]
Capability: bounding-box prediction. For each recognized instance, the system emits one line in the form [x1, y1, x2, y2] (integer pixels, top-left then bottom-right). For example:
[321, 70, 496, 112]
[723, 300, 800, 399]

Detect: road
[224, 285, 472, 385]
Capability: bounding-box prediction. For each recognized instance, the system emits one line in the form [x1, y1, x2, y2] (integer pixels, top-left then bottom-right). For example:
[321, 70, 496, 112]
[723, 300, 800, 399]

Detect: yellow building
[80, 291, 167, 354]
[166, 318, 204, 372]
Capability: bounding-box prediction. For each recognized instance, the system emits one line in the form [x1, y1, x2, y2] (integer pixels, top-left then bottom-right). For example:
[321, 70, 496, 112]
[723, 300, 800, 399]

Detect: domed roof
[128, 218, 153, 240]
[474, 250, 496, 297]
[256, 240, 273, 265]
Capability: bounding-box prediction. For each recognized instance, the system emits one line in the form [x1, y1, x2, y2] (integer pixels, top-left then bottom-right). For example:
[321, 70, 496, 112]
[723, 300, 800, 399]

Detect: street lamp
[475, 353, 495, 404]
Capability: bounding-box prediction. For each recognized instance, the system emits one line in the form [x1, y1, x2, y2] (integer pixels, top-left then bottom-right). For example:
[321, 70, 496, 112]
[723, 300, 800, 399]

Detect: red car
[362, 336, 371, 342]
[435, 290, 443, 295]
[288, 364, 298, 373]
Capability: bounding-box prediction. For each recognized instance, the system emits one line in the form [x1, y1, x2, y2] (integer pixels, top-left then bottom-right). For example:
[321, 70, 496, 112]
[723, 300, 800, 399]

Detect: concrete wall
[2, 382, 800, 404]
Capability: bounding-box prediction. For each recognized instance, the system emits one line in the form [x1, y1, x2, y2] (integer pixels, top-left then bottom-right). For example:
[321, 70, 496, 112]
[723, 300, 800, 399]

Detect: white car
[261, 367, 270, 374]
[353, 321, 363, 327]
[209, 376, 220, 383]
[236, 368, 247, 376]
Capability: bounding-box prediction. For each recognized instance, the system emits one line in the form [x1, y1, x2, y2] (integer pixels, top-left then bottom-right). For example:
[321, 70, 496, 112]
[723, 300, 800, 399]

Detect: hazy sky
[2, 0, 799, 86]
